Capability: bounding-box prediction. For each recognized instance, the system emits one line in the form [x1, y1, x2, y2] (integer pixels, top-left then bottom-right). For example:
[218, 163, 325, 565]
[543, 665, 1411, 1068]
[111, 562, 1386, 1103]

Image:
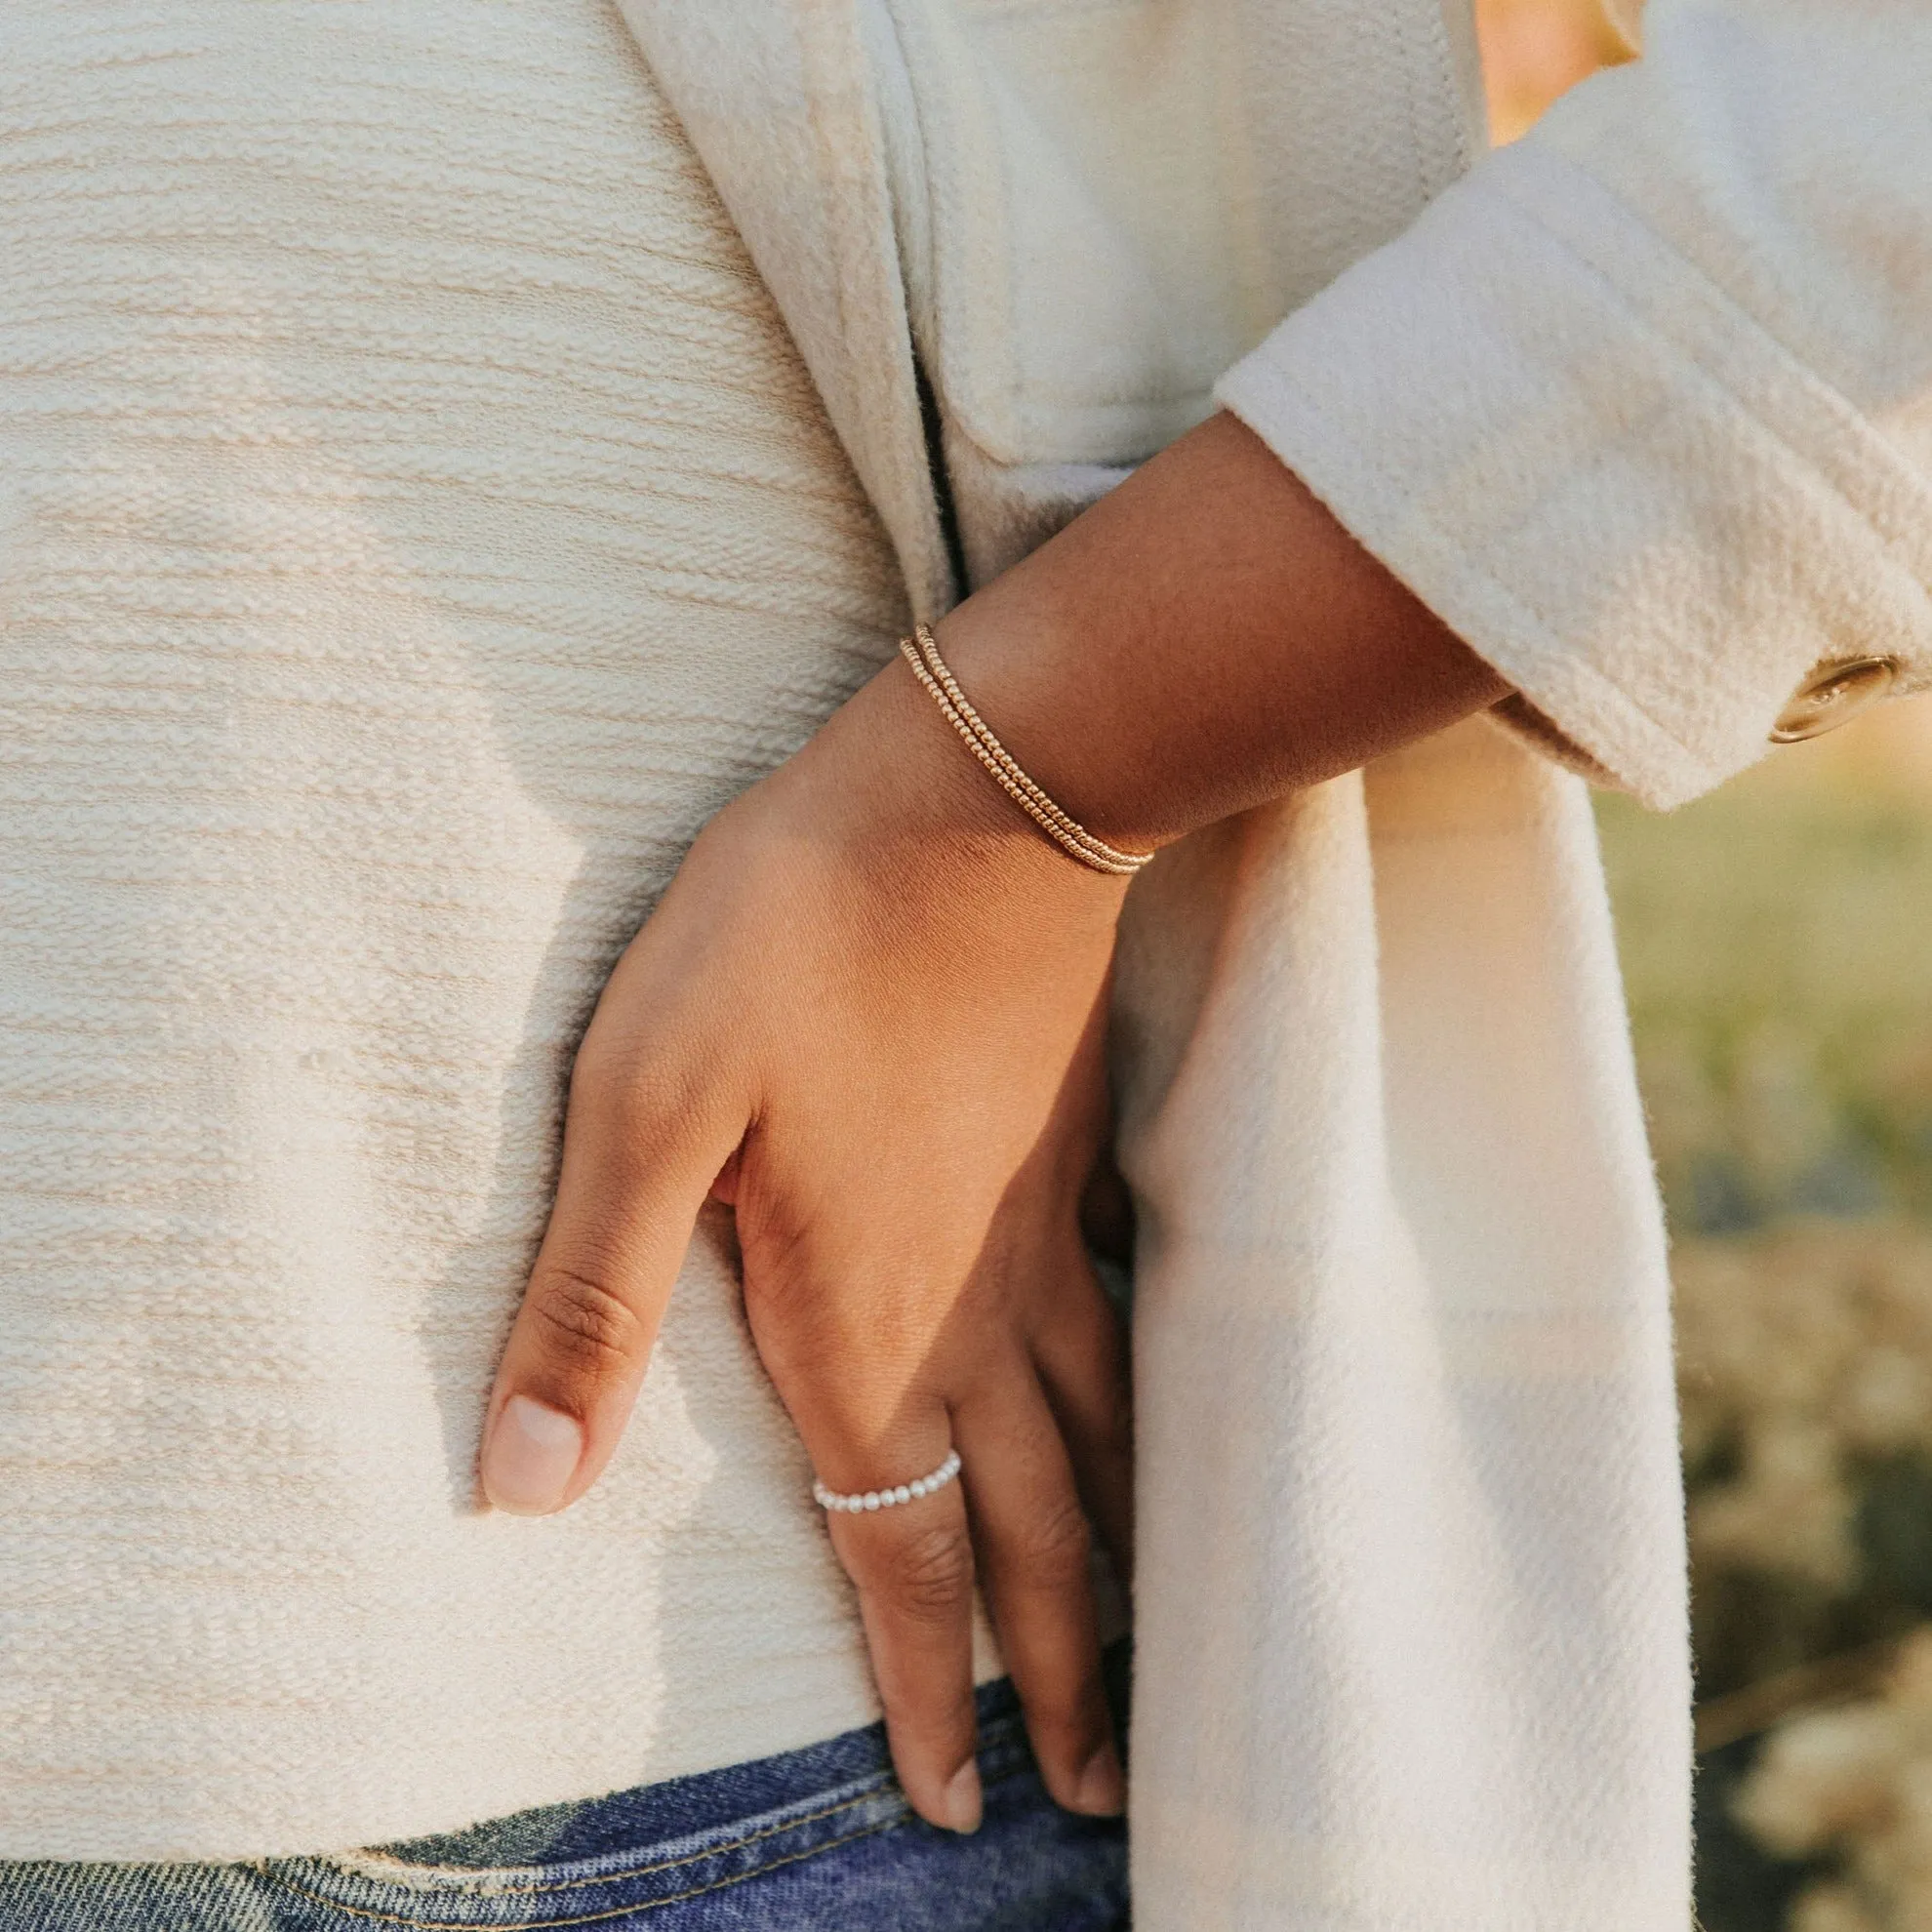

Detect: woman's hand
[476, 408, 1506, 1834]
[478, 660, 1135, 1833]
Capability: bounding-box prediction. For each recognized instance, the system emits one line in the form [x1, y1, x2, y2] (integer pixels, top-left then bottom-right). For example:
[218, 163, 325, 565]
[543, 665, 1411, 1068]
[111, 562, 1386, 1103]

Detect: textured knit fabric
[0, 0, 916, 1861]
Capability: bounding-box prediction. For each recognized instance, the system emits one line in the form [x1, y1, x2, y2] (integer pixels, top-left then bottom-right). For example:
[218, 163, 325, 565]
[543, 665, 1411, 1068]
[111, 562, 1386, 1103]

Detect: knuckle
[567, 1027, 662, 1115]
[526, 1267, 645, 1382]
[569, 1046, 667, 1135]
[874, 1521, 977, 1625]
[566, 1021, 636, 1098]
[1008, 1494, 1094, 1591]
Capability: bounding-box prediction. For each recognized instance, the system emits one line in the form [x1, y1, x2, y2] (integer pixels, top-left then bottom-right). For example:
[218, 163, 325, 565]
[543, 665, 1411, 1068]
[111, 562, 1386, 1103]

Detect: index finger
[480, 1039, 743, 1516]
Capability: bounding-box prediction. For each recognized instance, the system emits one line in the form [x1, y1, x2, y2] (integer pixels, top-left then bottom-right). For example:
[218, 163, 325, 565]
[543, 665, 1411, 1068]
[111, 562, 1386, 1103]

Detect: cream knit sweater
[0, 0, 912, 1859]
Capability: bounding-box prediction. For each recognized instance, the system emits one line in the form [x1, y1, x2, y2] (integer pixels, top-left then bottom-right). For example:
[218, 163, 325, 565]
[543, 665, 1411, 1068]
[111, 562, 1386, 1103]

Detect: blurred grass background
[1474, 7, 1932, 1927]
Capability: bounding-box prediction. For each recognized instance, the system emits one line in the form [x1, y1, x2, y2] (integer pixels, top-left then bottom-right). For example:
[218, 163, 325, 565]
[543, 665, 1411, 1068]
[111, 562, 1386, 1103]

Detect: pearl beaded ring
[813, 1448, 962, 1514]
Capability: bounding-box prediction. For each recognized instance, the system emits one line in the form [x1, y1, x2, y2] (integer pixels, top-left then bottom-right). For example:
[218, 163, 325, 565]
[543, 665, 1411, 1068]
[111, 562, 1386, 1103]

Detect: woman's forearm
[937, 411, 1509, 853]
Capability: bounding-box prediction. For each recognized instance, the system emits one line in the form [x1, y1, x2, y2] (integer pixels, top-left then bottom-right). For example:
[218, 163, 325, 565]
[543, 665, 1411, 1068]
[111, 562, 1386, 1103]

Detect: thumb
[480, 1044, 744, 1515]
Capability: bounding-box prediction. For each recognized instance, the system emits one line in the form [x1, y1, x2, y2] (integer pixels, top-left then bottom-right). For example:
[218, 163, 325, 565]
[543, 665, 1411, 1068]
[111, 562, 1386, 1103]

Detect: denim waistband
[0, 1656, 1130, 1931]
[278, 1675, 1040, 1926]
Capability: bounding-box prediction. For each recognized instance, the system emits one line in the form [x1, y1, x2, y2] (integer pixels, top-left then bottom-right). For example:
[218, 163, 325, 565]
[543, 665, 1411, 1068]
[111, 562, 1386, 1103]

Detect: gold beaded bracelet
[898, 624, 1150, 877]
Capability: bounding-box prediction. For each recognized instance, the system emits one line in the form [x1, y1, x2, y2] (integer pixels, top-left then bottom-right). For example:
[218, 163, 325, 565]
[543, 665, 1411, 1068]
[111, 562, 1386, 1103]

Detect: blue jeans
[0, 1674, 1128, 1929]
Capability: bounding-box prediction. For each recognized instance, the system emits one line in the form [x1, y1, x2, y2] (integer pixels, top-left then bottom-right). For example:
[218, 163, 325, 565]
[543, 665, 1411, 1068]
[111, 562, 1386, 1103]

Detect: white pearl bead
[864, 1492, 881, 1510]
[894, 1485, 911, 1505]
[909, 1479, 927, 1498]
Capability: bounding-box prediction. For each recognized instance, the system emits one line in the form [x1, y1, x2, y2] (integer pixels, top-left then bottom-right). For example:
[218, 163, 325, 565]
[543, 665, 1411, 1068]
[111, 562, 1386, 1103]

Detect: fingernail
[942, 1761, 983, 1835]
[482, 1395, 584, 1515]
[1073, 1743, 1126, 1817]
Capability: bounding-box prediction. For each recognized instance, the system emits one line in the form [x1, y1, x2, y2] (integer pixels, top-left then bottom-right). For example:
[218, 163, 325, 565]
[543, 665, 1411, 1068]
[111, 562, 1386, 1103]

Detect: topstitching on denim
[258, 1707, 1038, 1928]
[263, 1820, 906, 1932]
[312, 1788, 888, 1900]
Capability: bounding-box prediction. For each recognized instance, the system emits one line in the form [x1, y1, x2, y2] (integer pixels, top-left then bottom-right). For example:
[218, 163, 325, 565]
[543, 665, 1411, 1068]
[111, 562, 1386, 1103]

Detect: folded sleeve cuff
[1216, 138, 1932, 810]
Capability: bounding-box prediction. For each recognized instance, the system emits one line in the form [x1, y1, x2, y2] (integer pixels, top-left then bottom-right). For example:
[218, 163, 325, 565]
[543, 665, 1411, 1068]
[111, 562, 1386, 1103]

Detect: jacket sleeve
[1214, 0, 1932, 809]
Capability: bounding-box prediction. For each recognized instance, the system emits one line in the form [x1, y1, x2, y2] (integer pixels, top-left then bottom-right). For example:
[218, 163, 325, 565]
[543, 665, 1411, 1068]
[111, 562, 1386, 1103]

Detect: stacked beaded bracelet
[814, 1448, 963, 1514]
[898, 624, 1151, 877]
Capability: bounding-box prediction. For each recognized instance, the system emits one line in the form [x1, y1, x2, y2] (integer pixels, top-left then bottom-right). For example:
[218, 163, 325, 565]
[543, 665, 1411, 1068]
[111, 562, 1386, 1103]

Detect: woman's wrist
[761, 409, 1508, 906]
[746, 639, 1133, 929]
[929, 412, 1509, 854]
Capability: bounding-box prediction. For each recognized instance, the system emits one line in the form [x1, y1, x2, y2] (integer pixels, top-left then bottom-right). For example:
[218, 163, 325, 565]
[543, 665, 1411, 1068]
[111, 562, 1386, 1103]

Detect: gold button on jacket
[1769, 657, 1899, 743]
